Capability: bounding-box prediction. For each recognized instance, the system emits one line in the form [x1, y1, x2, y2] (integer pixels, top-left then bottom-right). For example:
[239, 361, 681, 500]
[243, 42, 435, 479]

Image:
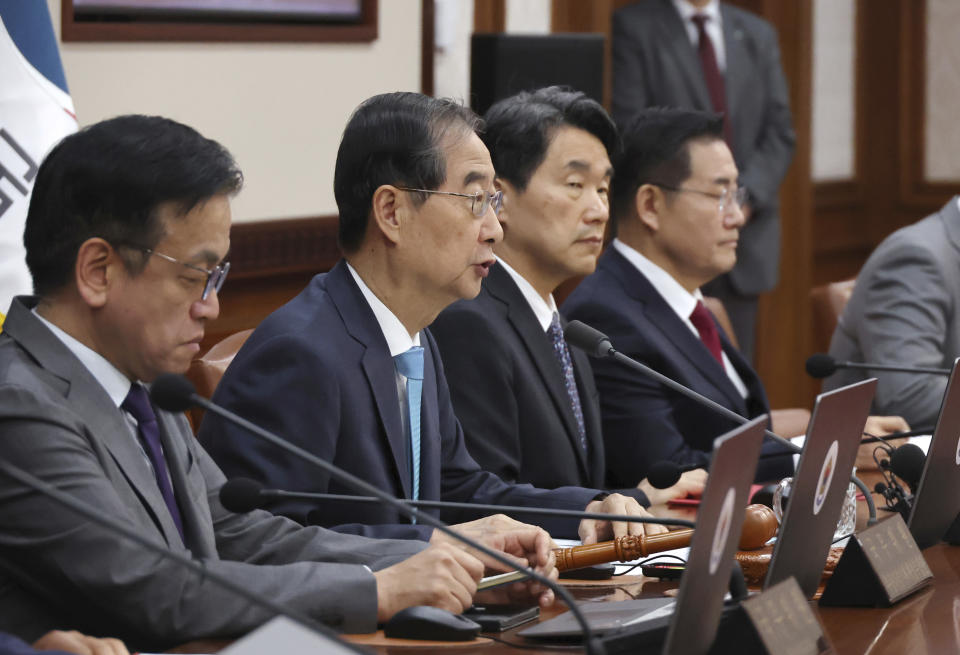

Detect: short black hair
[482, 86, 618, 191]
[333, 92, 482, 253]
[24, 114, 243, 298]
[612, 107, 723, 224]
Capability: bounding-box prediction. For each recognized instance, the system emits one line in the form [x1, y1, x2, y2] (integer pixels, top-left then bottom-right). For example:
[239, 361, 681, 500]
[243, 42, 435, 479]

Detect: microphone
[646, 461, 701, 489]
[805, 353, 951, 379]
[860, 428, 933, 444]
[0, 459, 360, 652]
[151, 375, 610, 653]
[888, 443, 926, 494]
[219, 478, 696, 528]
[564, 320, 879, 526]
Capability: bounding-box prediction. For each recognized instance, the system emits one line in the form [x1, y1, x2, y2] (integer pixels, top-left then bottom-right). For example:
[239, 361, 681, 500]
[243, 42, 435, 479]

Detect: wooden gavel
[553, 504, 777, 572]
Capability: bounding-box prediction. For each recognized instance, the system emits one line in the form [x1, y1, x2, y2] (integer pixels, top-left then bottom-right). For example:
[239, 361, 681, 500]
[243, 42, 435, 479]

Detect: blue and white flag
[0, 1, 77, 327]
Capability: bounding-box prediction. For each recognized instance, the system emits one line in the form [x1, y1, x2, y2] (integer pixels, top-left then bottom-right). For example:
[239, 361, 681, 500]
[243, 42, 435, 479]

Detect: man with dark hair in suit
[0, 114, 505, 649]
[564, 107, 905, 486]
[431, 87, 705, 500]
[201, 92, 662, 554]
[611, 0, 795, 360]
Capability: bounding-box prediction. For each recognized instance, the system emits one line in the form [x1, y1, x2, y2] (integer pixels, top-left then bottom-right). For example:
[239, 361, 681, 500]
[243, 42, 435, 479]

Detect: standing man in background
[611, 0, 795, 360]
[201, 92, 662, 547]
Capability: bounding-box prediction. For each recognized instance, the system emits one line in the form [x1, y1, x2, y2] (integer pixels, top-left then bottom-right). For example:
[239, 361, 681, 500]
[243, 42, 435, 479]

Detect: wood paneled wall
[207, 0, 960, 414]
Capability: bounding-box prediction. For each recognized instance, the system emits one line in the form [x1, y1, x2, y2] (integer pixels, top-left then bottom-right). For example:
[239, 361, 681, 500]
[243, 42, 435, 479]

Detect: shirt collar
[31, 308, 132, 408]
[346, 262, 420, 357]
[672, 0, 722, 26]
[612, 239, 704, 321]
[495, 258, 558, 332]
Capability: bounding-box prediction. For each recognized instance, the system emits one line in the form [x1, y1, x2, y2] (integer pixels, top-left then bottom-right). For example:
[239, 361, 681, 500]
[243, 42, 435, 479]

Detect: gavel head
[739, 504, 778, 550]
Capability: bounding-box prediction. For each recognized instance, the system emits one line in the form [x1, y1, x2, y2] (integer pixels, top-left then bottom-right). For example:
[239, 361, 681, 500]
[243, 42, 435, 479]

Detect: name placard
[820, 513, 932, 607]
[711, 577, 833, 655]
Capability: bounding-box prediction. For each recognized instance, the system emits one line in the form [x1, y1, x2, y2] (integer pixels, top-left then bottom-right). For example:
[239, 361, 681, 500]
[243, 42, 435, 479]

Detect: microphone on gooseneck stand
[563, 320, 880, 526]
[645, 461, 703, 490]
[219, 478, 696, 530]
[805, 353, 952, 379]
[0, 460, 363, 653]
[151, 375, 615, 654]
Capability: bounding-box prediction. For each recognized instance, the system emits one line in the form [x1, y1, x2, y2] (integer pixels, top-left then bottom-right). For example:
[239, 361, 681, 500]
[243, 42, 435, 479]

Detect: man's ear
[74, 238, 120, 308]
[635, 184, 661, 233]
[494, 178, 515, 231]
[370, 184, 404, 246]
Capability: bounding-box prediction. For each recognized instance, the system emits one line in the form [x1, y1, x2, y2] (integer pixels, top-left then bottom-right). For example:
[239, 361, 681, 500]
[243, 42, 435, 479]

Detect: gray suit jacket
[824, 198, 960, 427]
[611, 0, 795, 294]
[0, 298, 424, 650]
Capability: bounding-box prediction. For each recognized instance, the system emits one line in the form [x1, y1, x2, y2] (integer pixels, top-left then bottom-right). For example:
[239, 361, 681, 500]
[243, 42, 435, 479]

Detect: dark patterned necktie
[122, 384, 185, 542]
[689, 300, 725, 367]
[548, 313, 588, 455]
[691, 13, 733, 144]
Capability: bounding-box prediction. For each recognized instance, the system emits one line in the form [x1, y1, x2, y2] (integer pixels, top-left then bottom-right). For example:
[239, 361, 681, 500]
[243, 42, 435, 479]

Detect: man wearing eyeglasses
[0, 114, 516, 647]
[201, 92, 662, 551]
[563, 107, 796, 485]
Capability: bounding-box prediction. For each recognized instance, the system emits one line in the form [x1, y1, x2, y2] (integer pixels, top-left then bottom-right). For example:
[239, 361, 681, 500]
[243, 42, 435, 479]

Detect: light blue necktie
[394, 346, 424, 513]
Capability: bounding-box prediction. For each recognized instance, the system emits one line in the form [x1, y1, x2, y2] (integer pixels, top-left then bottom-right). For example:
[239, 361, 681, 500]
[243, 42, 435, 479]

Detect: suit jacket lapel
[568, 335, 605, 485]
[155, 410, 214, 555]
[486, 266, 591, 477]
[326, 262, 411, 499]
[4, 299, 185, 547]
[603, 250, 747, 411]
[657, 0, 713, 109]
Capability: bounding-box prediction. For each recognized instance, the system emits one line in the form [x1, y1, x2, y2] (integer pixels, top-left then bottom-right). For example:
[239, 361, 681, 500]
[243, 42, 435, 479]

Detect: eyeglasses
[398, 187, 503, 217]
[140, 248, 230, 301]
[654, 184, 748, 215]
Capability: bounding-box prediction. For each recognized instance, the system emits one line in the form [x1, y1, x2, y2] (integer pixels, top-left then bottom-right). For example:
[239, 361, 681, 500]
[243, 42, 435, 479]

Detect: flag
[0, 1, 77, 329]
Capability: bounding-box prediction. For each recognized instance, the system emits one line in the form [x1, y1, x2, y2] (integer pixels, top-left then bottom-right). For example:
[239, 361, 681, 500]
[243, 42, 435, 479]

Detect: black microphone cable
[0, 459, 365, 653]
[564, 321, 879, 526]
[153, 374, 614, 655]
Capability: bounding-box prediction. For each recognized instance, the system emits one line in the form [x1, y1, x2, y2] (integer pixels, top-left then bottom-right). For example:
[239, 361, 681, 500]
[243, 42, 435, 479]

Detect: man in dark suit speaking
[0, 115, 508, 649]
[201, 92, 660, 548]
[431, 87, 705, 499]
[611, 0, 795, 359]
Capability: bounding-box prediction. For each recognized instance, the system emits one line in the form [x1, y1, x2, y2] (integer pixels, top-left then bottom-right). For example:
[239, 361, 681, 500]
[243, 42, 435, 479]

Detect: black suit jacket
[611, 0, 795, 295]
[199, 261, 602, 540]
[562, 249, 794, 485]
[430, 263, 648, 502]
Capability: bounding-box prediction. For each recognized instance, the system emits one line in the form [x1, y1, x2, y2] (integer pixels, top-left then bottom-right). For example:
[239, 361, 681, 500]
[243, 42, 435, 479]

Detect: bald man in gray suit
[611, 0, 795, 359]
[825, 197, 960, 427]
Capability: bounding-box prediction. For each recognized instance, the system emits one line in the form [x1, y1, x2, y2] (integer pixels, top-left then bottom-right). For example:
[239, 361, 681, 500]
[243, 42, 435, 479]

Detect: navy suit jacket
[199, 261, 600, 540]
[0, 634, 68, 655]
[562, 249, 794, 485]
[430, 263, 648, 500]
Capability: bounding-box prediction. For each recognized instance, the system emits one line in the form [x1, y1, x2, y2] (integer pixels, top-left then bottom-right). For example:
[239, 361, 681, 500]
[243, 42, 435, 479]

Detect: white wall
[810, 0, 855, 182]
[48, 0, 422, 223]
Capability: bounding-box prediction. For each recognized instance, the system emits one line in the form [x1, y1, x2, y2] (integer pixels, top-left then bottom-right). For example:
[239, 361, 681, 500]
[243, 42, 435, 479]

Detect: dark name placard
[741, 578, 833, 655]
[820, 513, 933, 607]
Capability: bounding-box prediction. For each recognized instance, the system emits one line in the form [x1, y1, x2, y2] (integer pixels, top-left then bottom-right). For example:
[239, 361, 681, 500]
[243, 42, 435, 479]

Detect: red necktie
[689, 300, 724, 367]
[691, 14, 733, 145]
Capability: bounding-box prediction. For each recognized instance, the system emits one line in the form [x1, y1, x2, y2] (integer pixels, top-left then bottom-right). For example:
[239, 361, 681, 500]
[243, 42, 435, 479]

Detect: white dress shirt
[672, 0, 727, 71]
[346, 262, 422, 440]
[32, 308, 166, 476]
[496, 258, 558, 332]
[612, 239, 748, 398]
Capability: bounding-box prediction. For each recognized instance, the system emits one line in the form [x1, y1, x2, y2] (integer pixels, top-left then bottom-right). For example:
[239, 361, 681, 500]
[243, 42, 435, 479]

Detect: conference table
[171, 485, 960, 654]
